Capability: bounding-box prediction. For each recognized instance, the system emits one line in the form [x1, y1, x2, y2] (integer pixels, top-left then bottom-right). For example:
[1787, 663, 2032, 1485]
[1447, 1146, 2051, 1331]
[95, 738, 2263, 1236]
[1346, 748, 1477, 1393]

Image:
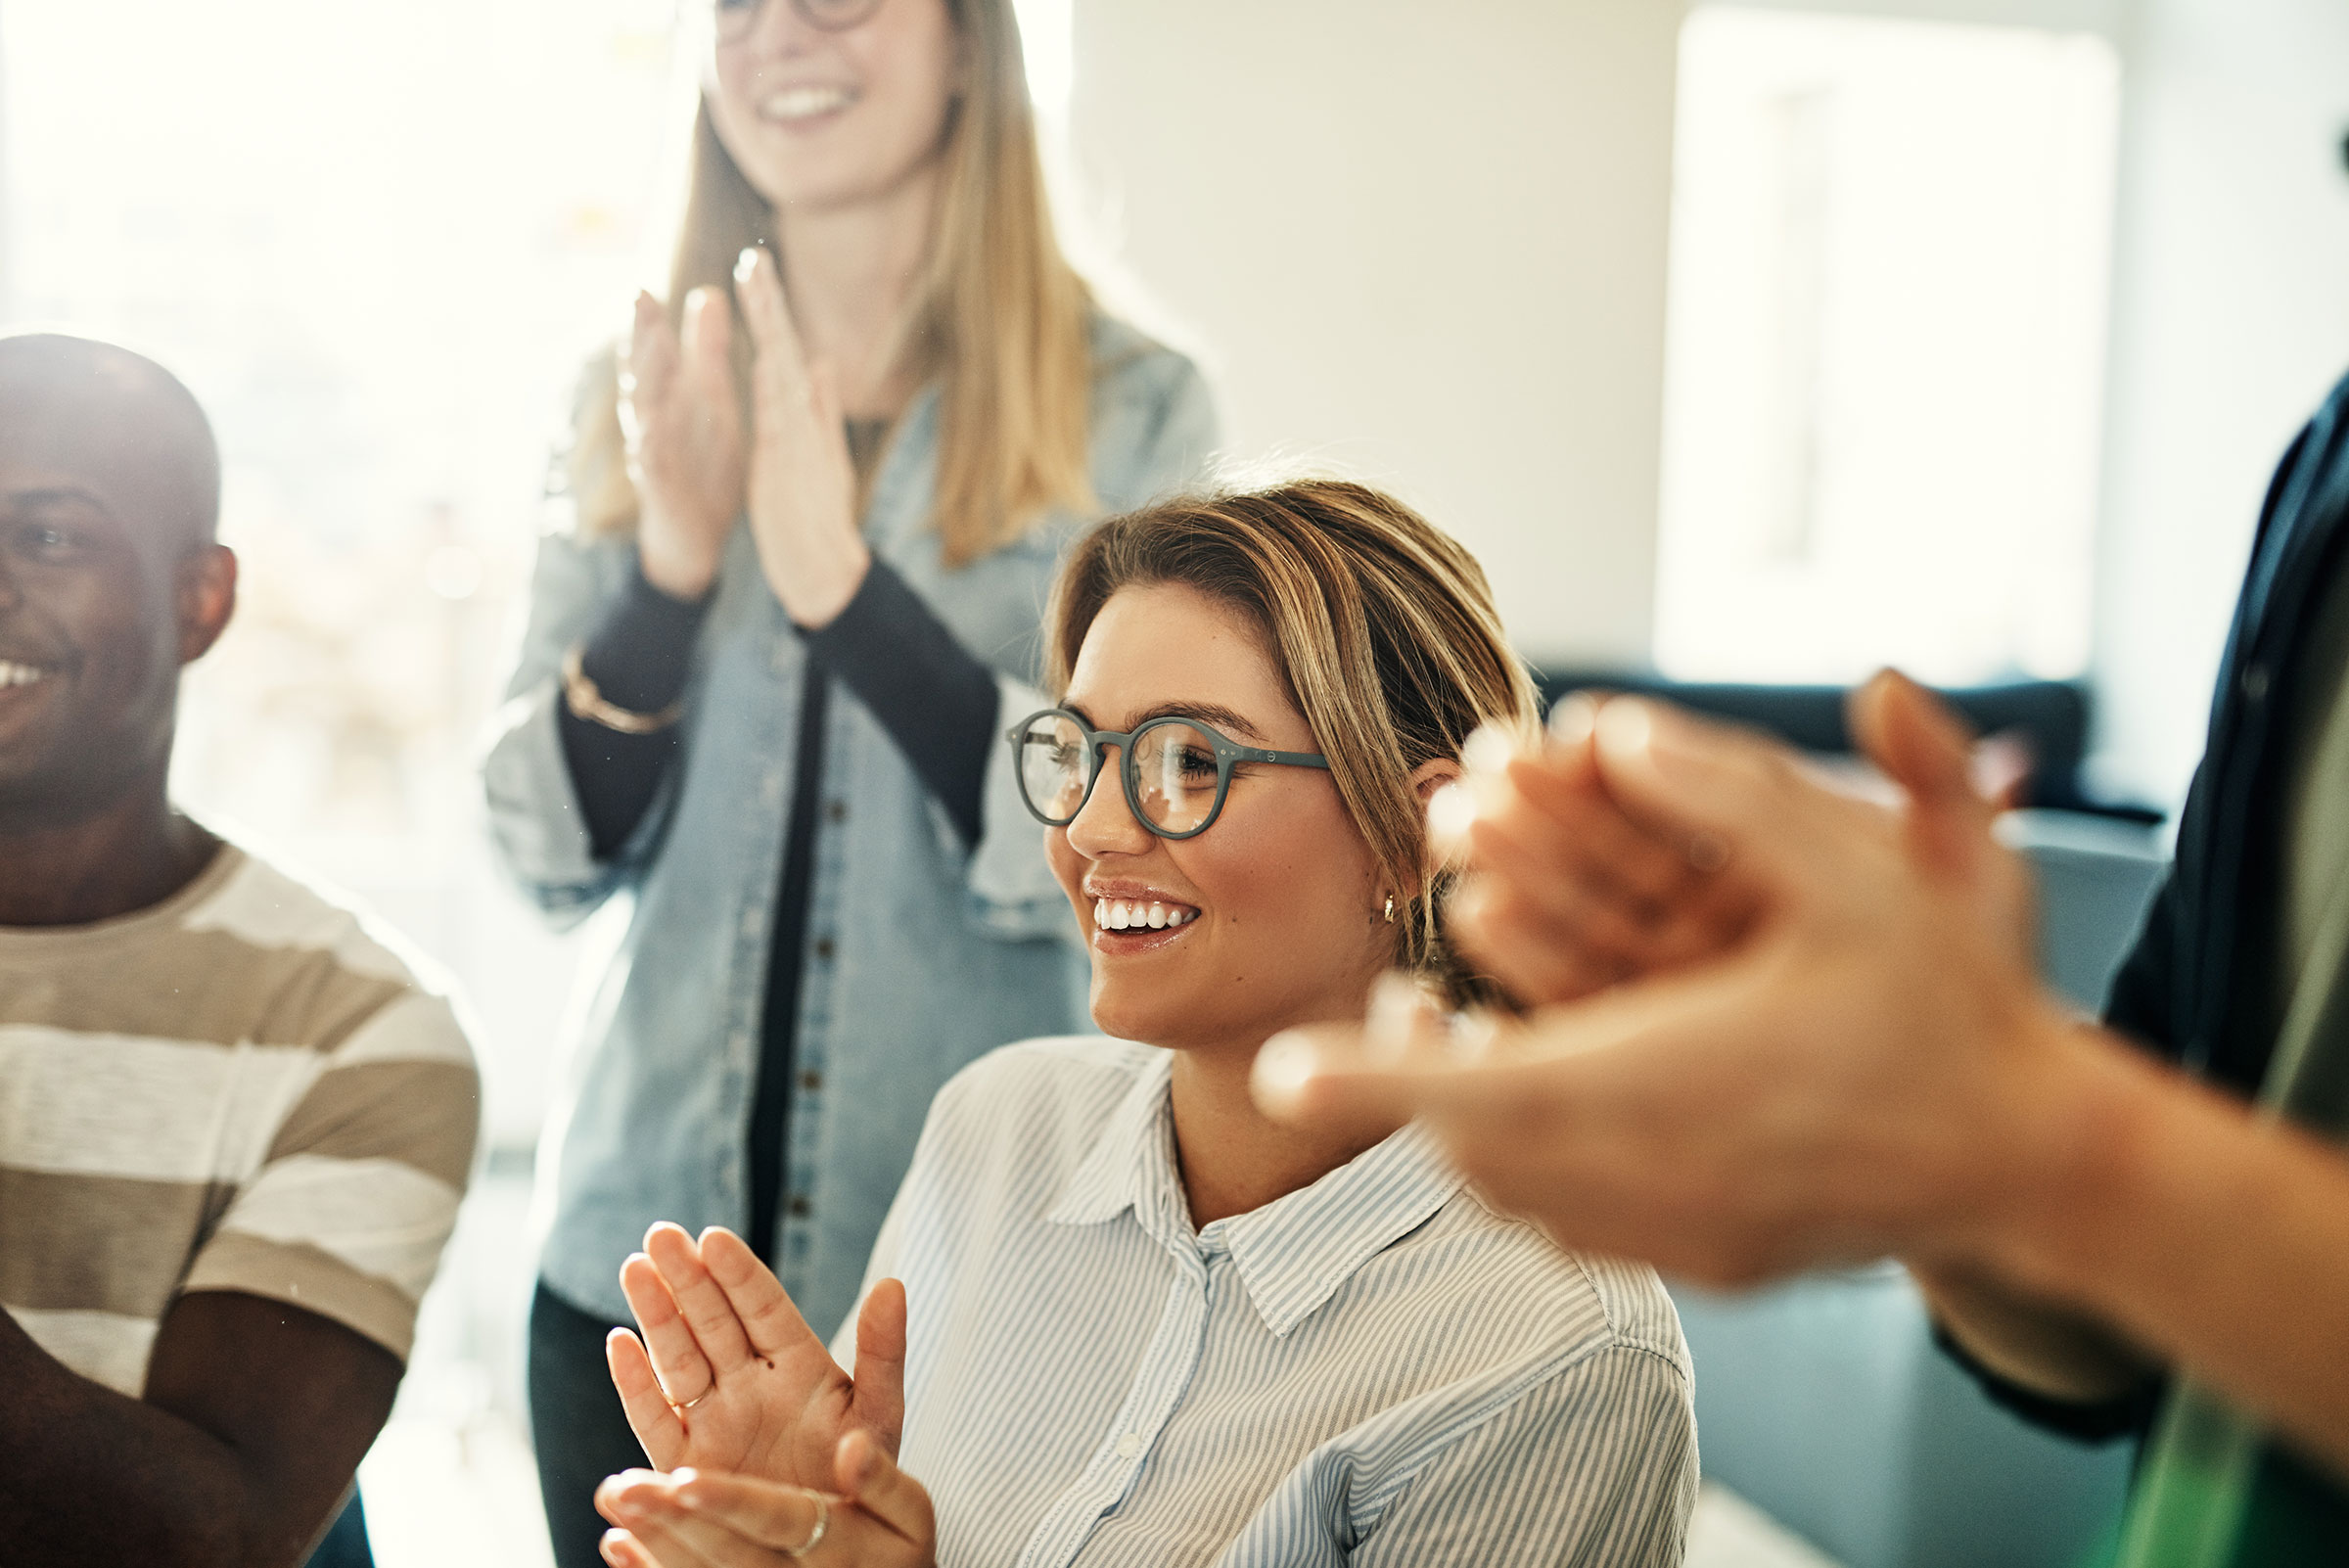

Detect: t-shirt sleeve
[179, 987, 481, 1362]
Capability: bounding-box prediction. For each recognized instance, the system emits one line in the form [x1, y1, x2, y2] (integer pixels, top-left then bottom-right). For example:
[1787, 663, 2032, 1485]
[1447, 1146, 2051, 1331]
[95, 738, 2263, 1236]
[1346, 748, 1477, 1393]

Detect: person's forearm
[0, 1314, 265, 1567]
[1982, 1027, 2349, 1479]
[559, 559, 713, 858]
[804, 559, 996, 848]
[1910, 1260, 2155, 1409]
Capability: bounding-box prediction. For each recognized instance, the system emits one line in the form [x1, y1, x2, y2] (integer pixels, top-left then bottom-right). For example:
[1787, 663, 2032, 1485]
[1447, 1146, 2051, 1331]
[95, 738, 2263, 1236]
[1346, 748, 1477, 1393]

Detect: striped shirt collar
[1045, 1046, 1466, 1337]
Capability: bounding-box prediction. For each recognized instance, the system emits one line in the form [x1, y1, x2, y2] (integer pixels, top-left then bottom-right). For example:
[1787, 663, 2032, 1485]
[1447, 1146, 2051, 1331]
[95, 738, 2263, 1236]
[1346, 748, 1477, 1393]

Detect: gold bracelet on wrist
[561, 644, 686, 735]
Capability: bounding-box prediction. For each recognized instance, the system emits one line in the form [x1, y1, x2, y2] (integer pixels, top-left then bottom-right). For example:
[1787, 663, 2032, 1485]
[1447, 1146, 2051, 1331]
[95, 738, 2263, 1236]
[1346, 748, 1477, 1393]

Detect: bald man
[0, 335, 481, 1567]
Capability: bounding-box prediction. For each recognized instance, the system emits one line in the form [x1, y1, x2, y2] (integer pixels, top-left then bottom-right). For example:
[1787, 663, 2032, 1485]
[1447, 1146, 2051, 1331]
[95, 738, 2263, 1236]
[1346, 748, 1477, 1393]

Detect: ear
[1407, 756, 1465, 875]
[176, 544, 237, 666]
[1408, 756, 1463, 807]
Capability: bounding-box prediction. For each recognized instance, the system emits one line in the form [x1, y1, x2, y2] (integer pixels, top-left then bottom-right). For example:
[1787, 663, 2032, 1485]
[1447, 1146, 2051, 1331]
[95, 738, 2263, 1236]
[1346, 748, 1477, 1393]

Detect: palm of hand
[638, 376, 743, 540]
[663, 1330, 857, 1487]
[622, 289, 744, 595]
[610, 1223, 907, 1493]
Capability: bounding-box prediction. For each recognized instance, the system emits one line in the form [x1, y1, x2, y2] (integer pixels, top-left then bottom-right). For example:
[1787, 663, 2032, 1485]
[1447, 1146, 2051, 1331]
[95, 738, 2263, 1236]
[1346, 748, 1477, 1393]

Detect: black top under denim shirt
[1934, 367, 2349, 1551]
[558, 538, 1000, 1268]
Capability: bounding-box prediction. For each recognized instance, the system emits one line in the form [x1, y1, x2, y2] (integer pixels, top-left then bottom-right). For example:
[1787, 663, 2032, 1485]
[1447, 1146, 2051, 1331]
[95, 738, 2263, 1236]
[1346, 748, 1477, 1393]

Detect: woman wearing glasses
[585, 482, 1696, 1568]
[481, 2, 1215, 1560]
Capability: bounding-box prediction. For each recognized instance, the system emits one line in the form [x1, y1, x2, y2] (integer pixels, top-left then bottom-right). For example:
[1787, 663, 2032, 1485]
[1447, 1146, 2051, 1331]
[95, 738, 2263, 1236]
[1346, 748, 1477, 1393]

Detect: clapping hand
[1436, 693, 1762, 1005]
[621, 288, 745, 601]
[606, 1223, 906, 1489]
[594, 1431, 938, 1568]
[731, 246, 870, 629]
[1256, 673, 2072, 1286]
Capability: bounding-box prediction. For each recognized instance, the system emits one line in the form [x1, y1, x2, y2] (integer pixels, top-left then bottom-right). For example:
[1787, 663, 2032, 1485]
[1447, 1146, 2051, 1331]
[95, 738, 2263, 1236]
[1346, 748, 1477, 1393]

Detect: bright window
[1654, 6, 2121, 685]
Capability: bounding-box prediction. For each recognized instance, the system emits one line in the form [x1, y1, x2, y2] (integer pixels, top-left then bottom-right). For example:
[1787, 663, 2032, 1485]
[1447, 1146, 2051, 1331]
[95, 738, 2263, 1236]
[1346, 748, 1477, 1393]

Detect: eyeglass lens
[1016, 715, 1225, 836]
[715, 0, 883, 41]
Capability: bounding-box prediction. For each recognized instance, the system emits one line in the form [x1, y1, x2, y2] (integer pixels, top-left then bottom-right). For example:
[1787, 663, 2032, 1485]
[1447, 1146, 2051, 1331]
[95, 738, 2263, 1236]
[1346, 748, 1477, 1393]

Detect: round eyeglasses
[715, 0, 884, 43]
[1008, 709, 1331, 841]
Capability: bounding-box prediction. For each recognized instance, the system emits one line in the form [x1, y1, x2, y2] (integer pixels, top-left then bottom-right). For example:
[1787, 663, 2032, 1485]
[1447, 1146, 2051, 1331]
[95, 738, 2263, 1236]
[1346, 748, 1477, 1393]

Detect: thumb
[1586, 697, 1813, 885]
[852, 1278, 907, 1453]
[806, 358, 845, 430]
[1848, 669, 1994, 874]
[836, 1428, 934, 1547]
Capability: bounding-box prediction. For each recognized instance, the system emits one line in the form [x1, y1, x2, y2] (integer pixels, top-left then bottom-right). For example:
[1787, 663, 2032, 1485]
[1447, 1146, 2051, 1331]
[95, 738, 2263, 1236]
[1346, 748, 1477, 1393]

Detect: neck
[0, 768, 217, 927]
[1168, 1033, 1405, 1227]
[772, 161, 943, 420]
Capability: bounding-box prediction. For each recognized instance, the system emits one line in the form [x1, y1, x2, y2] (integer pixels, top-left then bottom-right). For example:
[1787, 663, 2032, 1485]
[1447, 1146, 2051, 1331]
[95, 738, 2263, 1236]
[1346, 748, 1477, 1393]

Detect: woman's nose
[1064, 747, 1152, 857]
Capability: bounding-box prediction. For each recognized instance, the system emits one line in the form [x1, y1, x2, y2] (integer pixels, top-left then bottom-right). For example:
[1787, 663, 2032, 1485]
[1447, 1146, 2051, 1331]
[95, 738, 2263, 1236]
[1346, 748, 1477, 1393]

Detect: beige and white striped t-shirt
[0, 843, 480, 1395]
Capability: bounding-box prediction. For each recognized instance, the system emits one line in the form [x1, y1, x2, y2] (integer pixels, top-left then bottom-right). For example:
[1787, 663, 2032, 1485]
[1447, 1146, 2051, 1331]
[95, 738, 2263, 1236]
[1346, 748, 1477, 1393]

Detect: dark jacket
[1943, 368, 2349, 1455]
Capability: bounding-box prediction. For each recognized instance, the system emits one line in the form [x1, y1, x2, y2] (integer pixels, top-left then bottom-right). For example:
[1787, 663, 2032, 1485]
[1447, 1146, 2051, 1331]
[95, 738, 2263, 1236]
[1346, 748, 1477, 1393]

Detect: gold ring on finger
[785, 1492, 829, 1559]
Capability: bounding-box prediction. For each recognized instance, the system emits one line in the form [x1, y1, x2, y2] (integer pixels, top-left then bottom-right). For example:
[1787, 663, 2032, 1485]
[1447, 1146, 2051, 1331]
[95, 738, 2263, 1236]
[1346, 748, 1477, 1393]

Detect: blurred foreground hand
[1255, 672, 2093, 1285]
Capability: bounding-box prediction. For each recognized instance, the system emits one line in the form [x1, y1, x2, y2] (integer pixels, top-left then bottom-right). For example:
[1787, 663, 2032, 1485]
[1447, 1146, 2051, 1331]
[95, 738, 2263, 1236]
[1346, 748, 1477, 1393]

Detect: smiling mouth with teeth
[1092, 898, 1200, 933]
[760, 85, 858, 121]
[0, 660, 51, 688]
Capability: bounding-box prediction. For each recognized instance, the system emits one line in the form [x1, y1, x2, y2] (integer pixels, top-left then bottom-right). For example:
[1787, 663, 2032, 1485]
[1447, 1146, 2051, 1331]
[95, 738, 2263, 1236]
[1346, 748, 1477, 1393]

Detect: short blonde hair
[1046, 480, 1540, 1005]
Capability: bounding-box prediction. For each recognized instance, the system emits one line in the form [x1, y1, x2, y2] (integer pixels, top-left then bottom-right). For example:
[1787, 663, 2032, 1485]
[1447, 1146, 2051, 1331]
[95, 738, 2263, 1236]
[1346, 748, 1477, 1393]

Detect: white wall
[1071, 0, 2349, 811]
[1069, 0, 1683, 665]
[2091, 0, 2349, 807]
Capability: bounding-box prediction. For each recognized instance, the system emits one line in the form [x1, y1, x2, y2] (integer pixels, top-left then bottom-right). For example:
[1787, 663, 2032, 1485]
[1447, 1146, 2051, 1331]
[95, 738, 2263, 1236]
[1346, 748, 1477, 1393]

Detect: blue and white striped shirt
[834, 1037, 1697, 1567]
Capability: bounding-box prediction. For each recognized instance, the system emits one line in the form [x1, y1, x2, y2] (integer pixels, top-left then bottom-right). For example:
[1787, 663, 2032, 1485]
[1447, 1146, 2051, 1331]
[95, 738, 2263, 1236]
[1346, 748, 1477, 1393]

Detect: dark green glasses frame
[1007, 708, 1330, 840]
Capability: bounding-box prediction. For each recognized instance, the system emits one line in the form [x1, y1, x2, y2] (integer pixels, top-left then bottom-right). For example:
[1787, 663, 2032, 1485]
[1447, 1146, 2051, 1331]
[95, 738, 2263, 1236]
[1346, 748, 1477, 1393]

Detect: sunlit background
[5, 1, 2348, 1565]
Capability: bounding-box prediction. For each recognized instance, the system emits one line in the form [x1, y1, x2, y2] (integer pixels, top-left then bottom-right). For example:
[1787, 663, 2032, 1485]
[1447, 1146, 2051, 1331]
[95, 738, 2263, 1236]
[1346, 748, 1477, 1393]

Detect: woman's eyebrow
[1123, 702, 1268, 743]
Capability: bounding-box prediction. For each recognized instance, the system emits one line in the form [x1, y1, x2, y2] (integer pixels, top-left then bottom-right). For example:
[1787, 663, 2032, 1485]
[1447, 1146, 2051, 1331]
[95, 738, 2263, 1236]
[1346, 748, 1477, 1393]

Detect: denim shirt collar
[1045, 1046, 1465, 1337]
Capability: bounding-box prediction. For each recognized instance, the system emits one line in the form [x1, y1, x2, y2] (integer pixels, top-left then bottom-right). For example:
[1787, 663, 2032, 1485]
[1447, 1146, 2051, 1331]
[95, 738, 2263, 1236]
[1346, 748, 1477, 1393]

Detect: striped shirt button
[1114, 1434, 1141, 1459]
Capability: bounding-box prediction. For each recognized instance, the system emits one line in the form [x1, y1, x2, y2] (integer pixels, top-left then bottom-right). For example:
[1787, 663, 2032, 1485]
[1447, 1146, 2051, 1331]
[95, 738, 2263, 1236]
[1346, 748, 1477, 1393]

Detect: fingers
[679, 286, 733, 395]
[662, 1470, 832, 1551]
[622, 293, 680, 443]
[1253, 964, 1750, 1130]
[731, 247, 808, 394]
[851, 1279, 907, 1452]
[606, 1328, 687, 1470]
[604, 1471, 791, 1568]
[622, 1247, 716, 1409]
[1586, 698, 1827, 884]
[647, 1222, 760, 1373]
[612, 1464, 934, 1563]
[598, 1528, 664, 1568]
[1848, 670, 1998, 874]
[1252, 1017, 1496, 1128]
[696, 1225, 824, 1364]
[1447, 876, 1634, 1006]
[835, 1429, 935, 1546]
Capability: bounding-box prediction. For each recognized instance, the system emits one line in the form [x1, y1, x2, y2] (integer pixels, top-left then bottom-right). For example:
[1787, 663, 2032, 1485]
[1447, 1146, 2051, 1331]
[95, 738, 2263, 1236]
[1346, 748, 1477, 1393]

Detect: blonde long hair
[571, 0, 1096, 568]
[1045, 480, 1543, 1007]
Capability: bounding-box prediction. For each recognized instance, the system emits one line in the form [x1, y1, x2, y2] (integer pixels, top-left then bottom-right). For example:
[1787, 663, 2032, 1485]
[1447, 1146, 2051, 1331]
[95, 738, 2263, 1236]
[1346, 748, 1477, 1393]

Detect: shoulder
[190, 841, 479, 1075]
[1345, 1184, 1689, 1463]
[899, 1036, 1156, 1203]
[930, 1034, 1157, 1131]
[1083, 312, 1218, 500]
[1434, 1188, 1689, 1378]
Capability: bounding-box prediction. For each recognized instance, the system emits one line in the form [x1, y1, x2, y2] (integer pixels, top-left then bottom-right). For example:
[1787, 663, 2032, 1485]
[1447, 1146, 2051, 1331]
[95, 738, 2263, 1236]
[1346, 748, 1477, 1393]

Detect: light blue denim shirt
[484, 316, 1218, 1337]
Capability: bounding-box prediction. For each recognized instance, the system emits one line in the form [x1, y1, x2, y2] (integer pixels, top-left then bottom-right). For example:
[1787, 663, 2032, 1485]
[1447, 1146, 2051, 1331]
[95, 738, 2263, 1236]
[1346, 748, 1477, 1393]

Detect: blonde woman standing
[481, 3, 1215, 1561]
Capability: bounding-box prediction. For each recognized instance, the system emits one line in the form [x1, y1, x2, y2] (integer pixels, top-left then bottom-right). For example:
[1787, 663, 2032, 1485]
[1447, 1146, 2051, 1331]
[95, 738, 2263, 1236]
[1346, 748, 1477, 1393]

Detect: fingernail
[1592, 697, 1655, 761]
[735, 246, 761, 281]
[1547, 691, 1598, 746]
[1426, 780, 1477, 851]
[1461, 721, 1515, 778]
[1250, 1033, 1319, 1111]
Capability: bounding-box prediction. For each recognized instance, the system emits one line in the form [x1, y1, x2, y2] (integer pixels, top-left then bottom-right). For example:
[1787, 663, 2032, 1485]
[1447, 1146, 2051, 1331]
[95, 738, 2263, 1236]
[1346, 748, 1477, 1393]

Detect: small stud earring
[1382, 894, 1396, 924]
